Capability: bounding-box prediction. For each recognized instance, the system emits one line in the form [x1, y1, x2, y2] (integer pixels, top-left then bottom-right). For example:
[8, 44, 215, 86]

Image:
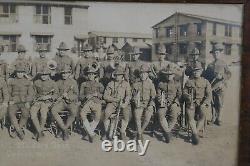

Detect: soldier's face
[115, 74, 123, 81]
[193, 69, 202, 78]
[88, 73, 96, 81]
[41, 74, 50, 81]
[18, 52, 25, 58]
[16, 72, 24, 78]
[62, 72, 71, 79]
[140, 72, 148, 81]
[192, 54, 199, 60]
[39, 51, 46, 58]
[59, 50, 67, 57]
[213, 51, 221, 59]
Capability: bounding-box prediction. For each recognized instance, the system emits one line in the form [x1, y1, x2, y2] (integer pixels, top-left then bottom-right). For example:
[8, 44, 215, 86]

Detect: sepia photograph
[0, 0, 243, 166]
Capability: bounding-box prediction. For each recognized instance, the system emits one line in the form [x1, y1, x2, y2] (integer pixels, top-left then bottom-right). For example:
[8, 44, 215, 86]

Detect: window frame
[34, 5, 51, 24]
[0, 35, 18, 52]
[179, 43, 188, 54]
[34, 35, 52, 52]
[64, 7, 72, 25]
[224, 43, 232, 55]
[180, 25, 188, 37]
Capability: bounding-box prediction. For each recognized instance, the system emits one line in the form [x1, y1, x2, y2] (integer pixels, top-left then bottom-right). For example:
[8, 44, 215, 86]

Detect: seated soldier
[30, 68, 58, 141]
[131, 64, 156, 141]
[51, 65, 79, 141]
[183, 63, 212, 145]
[103, 66, 131, 141]
[79, 66, 104, 143]
[8, 65, 34, 140]
[156, 65, 181, 143]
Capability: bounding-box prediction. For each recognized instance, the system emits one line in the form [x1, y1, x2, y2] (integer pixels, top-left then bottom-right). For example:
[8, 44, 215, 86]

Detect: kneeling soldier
[30, 68, 58, 141]
[51, 65, 78, 141]
[156, 65, 181, 143]
[103, 66, 131, 140]
[79, 66, 104, 143]
[8, 65, 34, 140]
[131, 64, 156, 141]
[183, 63, 212, 145]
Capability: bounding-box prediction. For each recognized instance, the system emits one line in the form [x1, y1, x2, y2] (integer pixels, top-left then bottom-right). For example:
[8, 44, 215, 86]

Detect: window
[0, 4, 17, 23]
[133, 38, 138, 42]
[34, 5, 51, 24]
[64, 7, 72, 25]
[165, 44, 172, 54]
[154, 28, 159, 38]
[77, 39, 86, 53]
[225, 25, 232, 37]
[166, 27, 174, 37]
[180, 25, 188, 37]
[112, 37, 118, 43]
[34, 35, 51, 51]
[179, 43, 188, 54]
[224, 44, 232, 55]
[196, 23, 202, 36]
[0, 35, 18, 52]
[213, 23, 216, 35]
[155, 43, 159, 54]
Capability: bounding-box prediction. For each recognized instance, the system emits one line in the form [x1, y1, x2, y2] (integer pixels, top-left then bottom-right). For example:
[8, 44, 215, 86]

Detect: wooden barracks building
[0, 0, 89, 62]
[152, 12, 242, 64]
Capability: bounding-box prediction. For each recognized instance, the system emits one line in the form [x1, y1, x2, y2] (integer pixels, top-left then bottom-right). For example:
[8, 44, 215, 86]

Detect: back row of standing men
[0, 42, 231, 145]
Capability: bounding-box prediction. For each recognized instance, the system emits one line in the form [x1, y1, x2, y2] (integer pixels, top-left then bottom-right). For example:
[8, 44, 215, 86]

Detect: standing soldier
[131, 64, 156, 141]
[79, 66, 104, 143]
[151, 44, 182, 85]
[30, 68, 58, 141]
[103, 66, 131, 140]
[127, 47, 147, 84]
[53, 42, 75, 80]
[10, 45, 31, 79]
[183, 63, 212, 145]
[0, 53, 9, 81]
[203, 45, 231, 126]
[156, 65, 181, 143]
[51, 65, 78, 141]
[75, 44, 99, 84]
[0, 68, 9, 124]
[185, 47, 204, 78]
[8, 65, 34, 140]
[100, 46, 123, 87]
[31, 45, 49, 79]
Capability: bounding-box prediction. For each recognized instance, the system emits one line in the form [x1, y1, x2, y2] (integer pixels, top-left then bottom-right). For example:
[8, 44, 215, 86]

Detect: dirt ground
[0, 65, 240, 166]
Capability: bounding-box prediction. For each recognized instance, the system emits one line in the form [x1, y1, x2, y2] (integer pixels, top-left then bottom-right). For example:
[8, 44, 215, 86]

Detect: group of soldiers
[0, 41, 231, 145]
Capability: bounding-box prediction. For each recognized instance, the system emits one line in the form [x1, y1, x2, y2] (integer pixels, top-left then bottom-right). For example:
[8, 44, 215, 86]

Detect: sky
[84, 2, 243, 34]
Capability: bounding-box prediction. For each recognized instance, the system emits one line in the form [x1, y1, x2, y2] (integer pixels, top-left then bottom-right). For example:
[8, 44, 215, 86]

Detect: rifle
[49, 85, 73, 109]
[112, 99, 122, 139]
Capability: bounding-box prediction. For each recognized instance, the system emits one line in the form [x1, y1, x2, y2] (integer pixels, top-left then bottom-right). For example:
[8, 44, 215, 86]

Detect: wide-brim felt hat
[57, 42, 70, 50]
[17, 44, 27, 52]
[129, 47, 142, 55]
[189, 48, 200, 55]
[210, 45, 223, 53]
[140, 64, 151, 73]
[192, 62, 203, 71]
[60, 65, 72, 73]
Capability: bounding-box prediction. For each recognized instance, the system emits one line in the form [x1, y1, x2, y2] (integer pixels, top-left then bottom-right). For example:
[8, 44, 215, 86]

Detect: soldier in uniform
[156, 65, 181, 143]
[75, 44, 100, 84]
[10, 45, 31, 79]
[79, 66, 104, 143]
[203, 45, 231, 126]
[31, 45, 49, 79]
[0, 68, 9, 124]
[0, 53, 9, 81]
[127, 47, 146, 84]
[100, 46, 123, 87]
[53, 42, 75, 80]
[131, 64, 156, 141]
[103, 66, 131, 140]
[151, 44, 182, 85]
[185, 47, 204, 78]
[8, 65, 34, 140]
[183, 63, 212, 145]
[30, 68, 58, 141]
[51, 65, 78, 141]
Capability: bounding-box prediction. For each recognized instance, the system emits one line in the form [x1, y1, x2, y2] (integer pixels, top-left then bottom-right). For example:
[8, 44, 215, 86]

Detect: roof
[0, 0, 89, 9]
[89, 31, 152, 39]
[123, 41, 151, 49]
[152, 12, 241, 28]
